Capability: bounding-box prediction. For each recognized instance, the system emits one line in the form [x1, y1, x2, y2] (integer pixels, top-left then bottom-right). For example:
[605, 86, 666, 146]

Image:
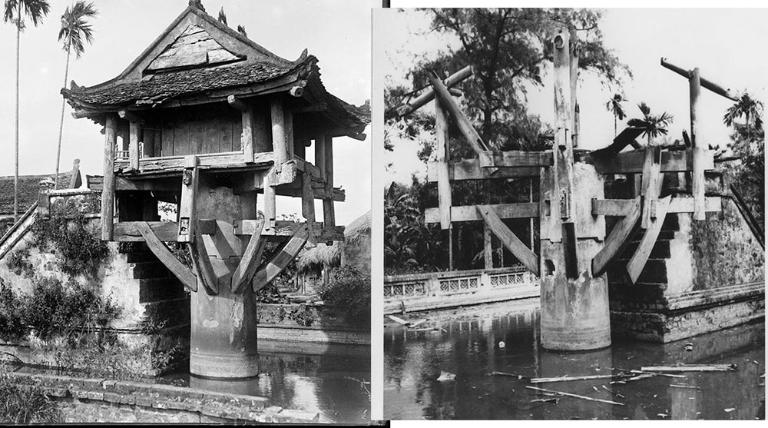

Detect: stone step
[607, 259, 667, 284]
[139, 278, 186, 304]
[131, 262, 171, 280]
[126, 251, 158, 264]
[622, 239, 671, 259]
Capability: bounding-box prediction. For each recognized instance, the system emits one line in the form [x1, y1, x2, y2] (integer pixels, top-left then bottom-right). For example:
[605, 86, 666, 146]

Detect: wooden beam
[690, 68, 706, 221]
[115, 151, 275, 174]
[118, 110, 144, 124]
[128, 121, 140, 171]
[177, 156, 198, 243]
[591, 197, 641, 276]
[315, 135, 326, 179]
[135, 222, 197, 292]
[427, 159, 540, 182]
[270, 98, 289, 165]
[425, 203, 539, 224]
[428, 72, 488, 155]
[101, 115, 117, 241]
[660, 58, 738, 101]
[626, 195, 672, 284]
[435, 100, 451, 229]
[397, 66, 472, 117]
[230, 217, 266, 293]
[478, 150, 553, 169]
[252, 224, 310, 293]
[477, 205, 539, 276]
[588, 149, 713, 174]
[227, 94, 248, 111]
[593, 197, 721, 216]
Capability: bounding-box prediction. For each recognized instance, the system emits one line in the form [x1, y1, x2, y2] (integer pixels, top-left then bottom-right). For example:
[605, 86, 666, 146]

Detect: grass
[0, 371, 62, 424]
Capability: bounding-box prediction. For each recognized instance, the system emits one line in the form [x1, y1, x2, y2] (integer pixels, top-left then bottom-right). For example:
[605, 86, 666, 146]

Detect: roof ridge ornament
[189, 0, 205, 12]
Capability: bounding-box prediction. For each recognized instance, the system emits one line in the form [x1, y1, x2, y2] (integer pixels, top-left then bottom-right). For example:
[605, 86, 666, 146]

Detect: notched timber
[476, 205, 539, 276]
[427, 159, 540, 182]
[425, 203, 539, 224]
[586, 149, 713, 174]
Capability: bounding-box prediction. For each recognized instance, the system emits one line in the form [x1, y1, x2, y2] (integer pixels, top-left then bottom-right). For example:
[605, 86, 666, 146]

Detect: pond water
[160, 342, 371, 424]
[384, 299, 765, 420]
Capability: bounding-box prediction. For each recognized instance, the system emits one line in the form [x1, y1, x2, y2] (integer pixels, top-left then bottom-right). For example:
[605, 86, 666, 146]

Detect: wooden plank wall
[142, 104, 272, 157]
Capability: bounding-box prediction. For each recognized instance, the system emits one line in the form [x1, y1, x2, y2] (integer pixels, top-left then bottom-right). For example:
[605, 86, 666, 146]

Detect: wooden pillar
[302, 171, 315, 222]
[448, 226, 454, 271]
[241, 107, 254, 163]
[435, 100, 452, 230]
[129, 121, 140, 171]
[315, 135, 326, 178]
[178, 156, 199, 243]
[270, 98, 289, 165]
[285, 110, 294, 158]
[322, 135, 335, 228]
[264, 171, 276, 233]
[690, 68, 706, 220]
[101, 115, 117, 241]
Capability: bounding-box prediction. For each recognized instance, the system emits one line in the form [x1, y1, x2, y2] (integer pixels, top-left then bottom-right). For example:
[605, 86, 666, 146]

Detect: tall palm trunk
[614, 114, 617, 137]
[13, 3, 21, 222]
[54, 45, 73, 189]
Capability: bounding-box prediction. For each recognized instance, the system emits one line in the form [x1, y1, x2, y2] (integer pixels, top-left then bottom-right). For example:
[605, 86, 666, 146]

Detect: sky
[0, 0, 372, 226]
[381, 8, 768, 185]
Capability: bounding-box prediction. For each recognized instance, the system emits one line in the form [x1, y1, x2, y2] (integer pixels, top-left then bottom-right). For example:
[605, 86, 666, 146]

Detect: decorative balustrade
[384, 266, 538, 301]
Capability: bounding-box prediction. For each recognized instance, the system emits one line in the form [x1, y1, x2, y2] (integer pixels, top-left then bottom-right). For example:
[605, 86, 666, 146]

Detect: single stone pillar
[539, 162, 610, 350]
[189, 178, 260, 378]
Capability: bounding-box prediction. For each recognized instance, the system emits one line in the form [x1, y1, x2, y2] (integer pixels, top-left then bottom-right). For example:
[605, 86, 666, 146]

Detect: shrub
[6, 248, 33, 278]
[0, 280, 25, 342]
[0, 373, 62, 424]
[32, 199, 110, 279]
[317, 266, 370, 326]
[22, 277, 121, 341]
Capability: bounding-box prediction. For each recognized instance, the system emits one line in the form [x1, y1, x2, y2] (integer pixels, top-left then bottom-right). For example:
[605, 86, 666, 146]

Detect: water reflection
[384, 300, 765, 420]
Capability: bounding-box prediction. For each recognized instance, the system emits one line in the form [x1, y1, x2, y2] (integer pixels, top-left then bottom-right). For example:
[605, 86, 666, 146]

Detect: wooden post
[264, 170, 276, 233]
[129, 121, 140, 171]
[315, 135, 327, 178]
[302, 172, 315, 222]
[101, 115, 117, 241]
[569, 27, 580, 148]
[178, 156, 199, 243]
[448, 226, 454, 271]
[322, 135, 335, 228]
[435, 100, 452, 230]
[270, 98, 289, 165]
[285, 110, 294, 158]
[484, 223, 493, 269]
[690, 67, 706, 220]
[69, 159, 81, 189]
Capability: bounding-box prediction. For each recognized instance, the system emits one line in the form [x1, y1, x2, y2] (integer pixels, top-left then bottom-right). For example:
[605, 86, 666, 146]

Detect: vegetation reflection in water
[384, 300, 765, 420]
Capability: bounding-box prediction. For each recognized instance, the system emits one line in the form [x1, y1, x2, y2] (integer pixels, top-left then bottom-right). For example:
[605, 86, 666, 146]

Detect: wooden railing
[384, 266, 538, 300]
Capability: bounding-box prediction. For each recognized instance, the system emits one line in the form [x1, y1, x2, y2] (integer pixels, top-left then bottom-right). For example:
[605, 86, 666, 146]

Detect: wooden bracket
[252, 224, 310, 293]
[135, 222, 197, 292]
[230, 216, 266, 293]
[640, 146, 662, 229]
[476, 205, 539, 276]
[186, 229, 219, 295]
[626, 195, 672, 284]
[591, 197, 641, 276]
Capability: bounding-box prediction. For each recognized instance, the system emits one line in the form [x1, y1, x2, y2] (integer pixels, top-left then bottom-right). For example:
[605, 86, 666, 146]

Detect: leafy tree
[605, 93, 626, 136]
[4, 0, 50, 220]
[627, 102, 673, 145]
[391, 8, 629, 154]
[724, 92, 763, 141]
[54, 1, 96, 189]
[724, 122, 764, 226]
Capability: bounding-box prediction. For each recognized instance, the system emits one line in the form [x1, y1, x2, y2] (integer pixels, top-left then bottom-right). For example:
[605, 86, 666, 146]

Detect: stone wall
[605, 174, 765, 342]
[3, 371, 321, 424]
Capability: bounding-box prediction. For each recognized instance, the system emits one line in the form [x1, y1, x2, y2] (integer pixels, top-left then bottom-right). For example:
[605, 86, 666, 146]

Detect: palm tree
[605, 93, 627, 137]
[54, 1, 96, 189]
[4, 0, 50, 221]
[724, 92, 763, 141]
[627, 102, 673, 146]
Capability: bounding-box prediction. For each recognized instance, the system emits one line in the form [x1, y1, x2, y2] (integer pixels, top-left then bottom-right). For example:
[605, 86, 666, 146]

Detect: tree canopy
[387, 8, 630, 155]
